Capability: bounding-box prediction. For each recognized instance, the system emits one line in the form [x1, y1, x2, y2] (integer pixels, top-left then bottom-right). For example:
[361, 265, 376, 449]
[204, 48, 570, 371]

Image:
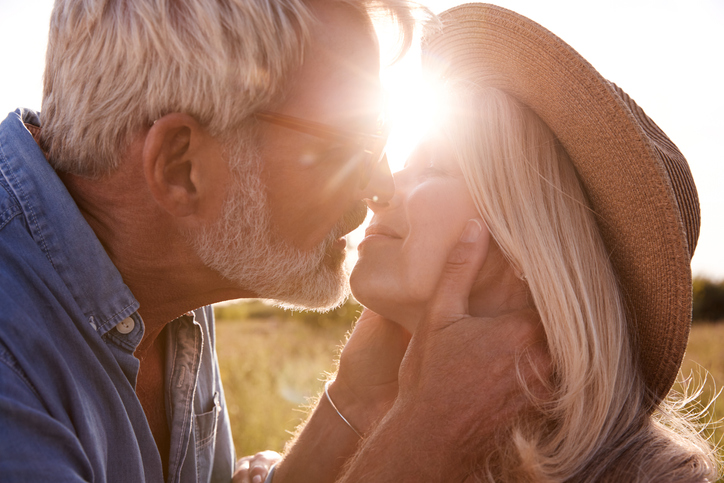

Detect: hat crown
[611, 83, 701, 259]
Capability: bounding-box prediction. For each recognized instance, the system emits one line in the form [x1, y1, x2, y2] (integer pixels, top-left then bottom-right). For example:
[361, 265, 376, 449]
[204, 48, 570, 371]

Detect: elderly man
[0, 0, 544, 482]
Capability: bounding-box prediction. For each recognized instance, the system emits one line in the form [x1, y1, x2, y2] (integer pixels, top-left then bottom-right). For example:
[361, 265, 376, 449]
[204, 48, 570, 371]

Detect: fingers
[232, 462, 268, 483]
[232, 457, 251, 483]
[248, 463, 269, 483]
[233, 451, 282, 483]
[425, 219, 490, 325]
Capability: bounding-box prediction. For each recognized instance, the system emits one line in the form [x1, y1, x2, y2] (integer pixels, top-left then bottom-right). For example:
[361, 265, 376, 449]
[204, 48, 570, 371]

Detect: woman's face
[350, 137, 488, 332]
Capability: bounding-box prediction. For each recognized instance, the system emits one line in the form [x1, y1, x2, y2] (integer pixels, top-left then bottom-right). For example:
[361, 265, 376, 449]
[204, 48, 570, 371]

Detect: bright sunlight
[346, 25, 445, 260]
[377, 25, 444, 174]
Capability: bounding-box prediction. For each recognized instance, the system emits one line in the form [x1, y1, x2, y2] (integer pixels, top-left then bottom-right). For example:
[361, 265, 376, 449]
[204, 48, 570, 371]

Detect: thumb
[425, 218, 489, 325]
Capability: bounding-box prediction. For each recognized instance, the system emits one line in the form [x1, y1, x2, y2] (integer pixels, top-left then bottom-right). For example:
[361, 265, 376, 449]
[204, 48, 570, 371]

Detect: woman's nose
[366, 163, 408, 213]
[359, 155, 394, 204]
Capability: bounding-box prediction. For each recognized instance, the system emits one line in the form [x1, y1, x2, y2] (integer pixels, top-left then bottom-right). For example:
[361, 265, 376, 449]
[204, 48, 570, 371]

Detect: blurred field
[215, 301, 358, 456]
[215, 303, 724, 477]
[678, 322, 724, 460]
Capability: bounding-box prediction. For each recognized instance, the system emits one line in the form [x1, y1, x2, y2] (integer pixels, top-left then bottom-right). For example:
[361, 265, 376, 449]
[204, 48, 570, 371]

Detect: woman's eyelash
[419, 165, 447, 178]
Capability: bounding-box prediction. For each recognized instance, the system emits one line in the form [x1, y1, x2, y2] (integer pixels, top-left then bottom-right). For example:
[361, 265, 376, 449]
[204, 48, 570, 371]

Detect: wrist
[336, 400, 471, 482]
[327, 378, 394, 436]
[324, 381, 362, 438]
[273, 388, 362, 483]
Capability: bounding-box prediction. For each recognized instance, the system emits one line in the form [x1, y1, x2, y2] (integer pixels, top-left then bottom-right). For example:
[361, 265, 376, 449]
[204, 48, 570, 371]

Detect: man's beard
[188, 143, 367, 311]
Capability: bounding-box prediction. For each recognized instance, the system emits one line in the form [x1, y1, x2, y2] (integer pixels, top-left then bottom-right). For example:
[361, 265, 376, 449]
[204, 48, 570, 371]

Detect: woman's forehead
[403, 132, 455, 167]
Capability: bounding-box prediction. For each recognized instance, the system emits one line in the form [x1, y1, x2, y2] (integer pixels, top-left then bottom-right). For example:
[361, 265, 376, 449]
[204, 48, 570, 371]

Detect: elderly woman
[349, 4, 718, 481]
[237, 4, 719, 482]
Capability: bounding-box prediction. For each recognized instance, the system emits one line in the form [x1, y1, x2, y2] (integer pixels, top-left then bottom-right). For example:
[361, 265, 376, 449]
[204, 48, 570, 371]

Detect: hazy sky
[1, 0, 722, 278]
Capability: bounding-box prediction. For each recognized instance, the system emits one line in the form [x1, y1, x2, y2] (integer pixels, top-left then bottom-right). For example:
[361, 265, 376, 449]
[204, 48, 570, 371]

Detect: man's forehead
[283, 1, 383, 127]
[308, 0, 379, 57]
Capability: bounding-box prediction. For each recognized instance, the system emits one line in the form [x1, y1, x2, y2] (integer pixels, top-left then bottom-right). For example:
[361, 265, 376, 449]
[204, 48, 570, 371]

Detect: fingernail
[253, 476, 261, 483]
[460, 219, 482, 243]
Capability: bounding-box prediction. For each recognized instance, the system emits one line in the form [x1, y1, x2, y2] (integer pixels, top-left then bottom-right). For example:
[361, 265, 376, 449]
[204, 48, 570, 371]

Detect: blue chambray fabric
[0, 109, 235, 483]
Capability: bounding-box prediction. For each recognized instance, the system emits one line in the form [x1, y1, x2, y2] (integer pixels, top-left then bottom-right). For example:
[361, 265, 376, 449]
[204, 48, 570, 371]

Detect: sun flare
[380, 46, 443, 173]
[345, 31, 445, 265]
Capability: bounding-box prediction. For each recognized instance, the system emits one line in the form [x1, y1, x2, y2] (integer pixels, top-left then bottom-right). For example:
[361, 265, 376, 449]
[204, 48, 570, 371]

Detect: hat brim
[422, 3, 697, 401]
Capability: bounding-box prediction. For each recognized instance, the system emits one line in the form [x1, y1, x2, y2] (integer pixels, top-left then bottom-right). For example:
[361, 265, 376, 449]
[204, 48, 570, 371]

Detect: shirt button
[115, 317, 135, 334]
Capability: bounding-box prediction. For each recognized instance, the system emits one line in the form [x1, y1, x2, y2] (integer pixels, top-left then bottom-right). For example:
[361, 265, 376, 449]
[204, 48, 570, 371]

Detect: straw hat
[422, 3, 700, 401]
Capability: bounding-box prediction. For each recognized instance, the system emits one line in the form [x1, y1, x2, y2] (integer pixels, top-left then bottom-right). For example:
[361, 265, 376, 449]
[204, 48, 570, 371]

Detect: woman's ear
[142, 113, 226, 219]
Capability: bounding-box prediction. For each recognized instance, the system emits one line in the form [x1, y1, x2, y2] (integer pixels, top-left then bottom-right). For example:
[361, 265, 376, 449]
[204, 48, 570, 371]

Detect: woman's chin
[349, 265, 374, 307]
[349, 278, 382, 318]
[351, 291, 417, 334]
[350, 266, 422, 333]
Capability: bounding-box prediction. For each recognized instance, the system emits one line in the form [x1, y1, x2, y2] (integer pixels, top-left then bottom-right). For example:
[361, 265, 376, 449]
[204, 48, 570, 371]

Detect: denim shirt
[0, 109, 235, 482]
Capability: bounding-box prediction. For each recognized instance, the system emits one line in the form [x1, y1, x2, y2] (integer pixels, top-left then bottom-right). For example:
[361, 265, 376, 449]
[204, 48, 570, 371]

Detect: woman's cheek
[400, 230, 458, 303]
[403, 215, 479, 304]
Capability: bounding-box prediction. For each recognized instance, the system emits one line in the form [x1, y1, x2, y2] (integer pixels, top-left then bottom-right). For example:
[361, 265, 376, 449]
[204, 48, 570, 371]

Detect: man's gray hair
[40, 0, 418, 177]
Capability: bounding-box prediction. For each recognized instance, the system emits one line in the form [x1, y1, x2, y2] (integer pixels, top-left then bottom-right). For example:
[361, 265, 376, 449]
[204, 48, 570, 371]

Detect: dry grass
[215, 315, 353, 456]
[677, 321, 724, 478]
[216, 310, 724, 478]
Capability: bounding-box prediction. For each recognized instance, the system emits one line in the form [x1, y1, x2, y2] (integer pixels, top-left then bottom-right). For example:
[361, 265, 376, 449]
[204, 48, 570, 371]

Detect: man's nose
[360, 155, 394, 204]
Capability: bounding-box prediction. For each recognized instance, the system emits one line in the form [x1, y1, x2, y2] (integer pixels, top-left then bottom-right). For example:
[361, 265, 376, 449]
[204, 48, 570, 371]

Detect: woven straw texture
[422, 3, 700, 401]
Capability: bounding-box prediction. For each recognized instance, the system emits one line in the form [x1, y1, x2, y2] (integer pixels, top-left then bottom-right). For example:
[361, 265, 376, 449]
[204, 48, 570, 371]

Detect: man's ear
[142, 113, 223, 218]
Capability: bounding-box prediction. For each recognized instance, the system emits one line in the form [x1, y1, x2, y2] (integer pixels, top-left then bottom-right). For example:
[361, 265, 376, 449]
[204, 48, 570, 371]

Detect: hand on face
[343, 138, 548, 452]
[395, 219, 551, 457]
[334, 219, 548, 448]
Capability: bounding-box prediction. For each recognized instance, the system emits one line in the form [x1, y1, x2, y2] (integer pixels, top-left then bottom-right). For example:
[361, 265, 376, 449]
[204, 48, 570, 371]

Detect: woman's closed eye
[418, 164, 452, 180]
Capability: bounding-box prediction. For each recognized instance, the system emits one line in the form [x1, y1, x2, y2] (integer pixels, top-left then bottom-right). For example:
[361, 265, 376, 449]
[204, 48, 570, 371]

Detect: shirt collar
[0, 109, 140, 337]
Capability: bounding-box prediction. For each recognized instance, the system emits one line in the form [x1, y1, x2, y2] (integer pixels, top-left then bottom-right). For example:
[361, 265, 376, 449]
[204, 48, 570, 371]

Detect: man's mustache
[333, 201, 368, 240]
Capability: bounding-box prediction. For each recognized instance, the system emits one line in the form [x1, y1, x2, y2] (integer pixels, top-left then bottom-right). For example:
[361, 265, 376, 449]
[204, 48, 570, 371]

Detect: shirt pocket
[194, 391, 220, 450]
[194, 390, 220, 482]
[194, 392, 221, 482]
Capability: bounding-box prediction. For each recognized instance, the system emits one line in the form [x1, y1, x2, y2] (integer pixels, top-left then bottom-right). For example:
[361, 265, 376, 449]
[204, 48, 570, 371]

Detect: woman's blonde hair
[444, 83, 719, 481]
[40, 0, 417, 177]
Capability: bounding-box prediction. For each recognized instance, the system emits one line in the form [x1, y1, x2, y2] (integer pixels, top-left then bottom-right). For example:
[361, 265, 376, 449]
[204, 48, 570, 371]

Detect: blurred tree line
[693, 276, 724, 322]
[215, 275, 724, 326]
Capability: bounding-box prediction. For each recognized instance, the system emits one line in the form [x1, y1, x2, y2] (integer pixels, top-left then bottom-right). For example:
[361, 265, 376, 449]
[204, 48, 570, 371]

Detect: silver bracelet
[324, 381, 362, 438]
